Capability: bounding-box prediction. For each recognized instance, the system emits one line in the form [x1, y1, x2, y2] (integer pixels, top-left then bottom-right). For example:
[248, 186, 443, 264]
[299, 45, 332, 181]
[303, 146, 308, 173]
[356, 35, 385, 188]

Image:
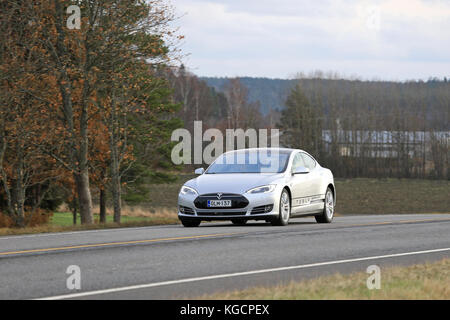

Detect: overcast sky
[170, 0, 450, 80]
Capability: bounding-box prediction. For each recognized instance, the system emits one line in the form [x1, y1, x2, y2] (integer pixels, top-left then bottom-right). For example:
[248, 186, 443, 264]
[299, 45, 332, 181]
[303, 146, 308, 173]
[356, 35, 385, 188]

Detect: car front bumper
[178, 191, 281, 221]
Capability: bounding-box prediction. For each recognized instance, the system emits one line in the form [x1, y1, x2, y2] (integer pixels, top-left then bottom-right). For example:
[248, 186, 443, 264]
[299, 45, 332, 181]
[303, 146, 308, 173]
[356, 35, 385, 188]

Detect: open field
[0, 177, 448, 236]
[201, 258, 450, 300]
[334, 178, 450, 215]
[143, 176, 449, 215]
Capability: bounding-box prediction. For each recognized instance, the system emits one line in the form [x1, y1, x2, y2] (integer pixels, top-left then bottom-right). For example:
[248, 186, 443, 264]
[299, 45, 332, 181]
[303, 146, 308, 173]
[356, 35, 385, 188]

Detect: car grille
[251, 204, 274, 214]
[194, 193, 249, 209]
[196, 211, 247, 216]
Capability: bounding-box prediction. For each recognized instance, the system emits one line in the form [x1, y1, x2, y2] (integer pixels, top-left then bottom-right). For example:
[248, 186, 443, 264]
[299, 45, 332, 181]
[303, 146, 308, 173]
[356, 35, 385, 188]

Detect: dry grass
[200, 258, 450, 300]
[0, 219, 179, 237]
[112, 205, 177, 218]
[57, 203, 178, 218]
[0, 204, 179, 236]
[0, 209, 179, 237]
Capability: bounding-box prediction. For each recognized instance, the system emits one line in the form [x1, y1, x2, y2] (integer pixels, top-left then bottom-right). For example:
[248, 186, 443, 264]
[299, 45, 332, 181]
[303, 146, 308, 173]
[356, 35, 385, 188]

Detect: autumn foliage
[0, 1, 181, 226]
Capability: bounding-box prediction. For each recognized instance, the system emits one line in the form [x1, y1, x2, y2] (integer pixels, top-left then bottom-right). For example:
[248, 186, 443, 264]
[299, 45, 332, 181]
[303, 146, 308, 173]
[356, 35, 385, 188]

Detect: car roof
[222, 148, 304, 155]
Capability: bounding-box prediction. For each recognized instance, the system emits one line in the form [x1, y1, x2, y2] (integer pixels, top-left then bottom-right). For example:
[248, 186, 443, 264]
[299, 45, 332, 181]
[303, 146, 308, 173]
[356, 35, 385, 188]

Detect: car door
[300, 152, 323, 197]
[289, 152, 315, 214]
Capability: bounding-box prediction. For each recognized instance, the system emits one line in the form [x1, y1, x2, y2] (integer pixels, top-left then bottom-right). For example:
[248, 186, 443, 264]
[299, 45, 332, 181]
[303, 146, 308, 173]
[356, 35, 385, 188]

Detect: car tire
[315, 187, 334, 223]
[180, 218, 201, 227]
[231, 219, 247, 225]
[271, 189, 290, 226]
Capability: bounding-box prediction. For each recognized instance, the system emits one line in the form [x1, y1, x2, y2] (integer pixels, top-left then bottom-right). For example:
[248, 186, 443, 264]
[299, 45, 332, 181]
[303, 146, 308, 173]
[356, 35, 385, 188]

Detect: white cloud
[171, 0, 450, 80]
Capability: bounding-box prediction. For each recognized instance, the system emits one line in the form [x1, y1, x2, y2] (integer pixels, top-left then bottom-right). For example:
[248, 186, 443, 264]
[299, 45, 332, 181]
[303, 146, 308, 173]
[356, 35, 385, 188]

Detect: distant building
[322, 130, 450, 158]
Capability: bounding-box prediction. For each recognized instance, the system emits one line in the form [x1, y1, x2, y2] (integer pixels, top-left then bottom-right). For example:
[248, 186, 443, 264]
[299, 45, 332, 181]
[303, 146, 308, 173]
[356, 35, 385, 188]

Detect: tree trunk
[112, 179, 121, 224]
[111, 155, 121, 223]
[14, 144, 26, 228]
[109, 99, 122, 224]
[72, 205, 77, 225]
[15, 187, 25, 228]
[99, 188, 106, 223]
[74, 170, 93, 224]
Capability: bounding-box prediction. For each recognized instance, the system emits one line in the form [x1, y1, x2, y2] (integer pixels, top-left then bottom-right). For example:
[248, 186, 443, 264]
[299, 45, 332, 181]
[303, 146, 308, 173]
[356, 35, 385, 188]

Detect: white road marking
[36, 247, 450, 300]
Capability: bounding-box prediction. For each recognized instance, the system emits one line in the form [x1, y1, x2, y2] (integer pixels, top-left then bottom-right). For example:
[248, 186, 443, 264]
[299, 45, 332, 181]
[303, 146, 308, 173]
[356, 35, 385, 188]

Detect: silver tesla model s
[178, 148, 335, 227]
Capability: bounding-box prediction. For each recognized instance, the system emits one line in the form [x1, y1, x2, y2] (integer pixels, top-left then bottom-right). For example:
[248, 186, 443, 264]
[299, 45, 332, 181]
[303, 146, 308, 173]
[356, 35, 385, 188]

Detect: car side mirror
[293, 166, 310, 175]
[194, 167, 205, 175]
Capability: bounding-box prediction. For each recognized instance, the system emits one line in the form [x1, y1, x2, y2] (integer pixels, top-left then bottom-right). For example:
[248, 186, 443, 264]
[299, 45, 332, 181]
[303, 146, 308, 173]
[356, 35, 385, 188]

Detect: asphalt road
[0, 214, 449, 300]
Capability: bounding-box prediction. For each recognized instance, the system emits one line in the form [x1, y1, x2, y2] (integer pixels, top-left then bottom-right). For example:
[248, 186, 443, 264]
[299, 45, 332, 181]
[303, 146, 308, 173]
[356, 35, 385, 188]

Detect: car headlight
[246, 185, 276, 194]
[180, 185, 198, 196]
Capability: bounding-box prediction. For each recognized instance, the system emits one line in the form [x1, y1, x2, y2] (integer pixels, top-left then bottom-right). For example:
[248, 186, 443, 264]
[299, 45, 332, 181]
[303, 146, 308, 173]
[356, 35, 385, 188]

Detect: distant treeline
[203, 76, 450, 130]
[203, 76, 294, 115]
[172, 71, 449, 179]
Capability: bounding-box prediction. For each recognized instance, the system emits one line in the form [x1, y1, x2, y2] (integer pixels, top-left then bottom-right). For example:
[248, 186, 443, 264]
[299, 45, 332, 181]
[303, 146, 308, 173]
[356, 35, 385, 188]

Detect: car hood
[185, 173, 285, 195]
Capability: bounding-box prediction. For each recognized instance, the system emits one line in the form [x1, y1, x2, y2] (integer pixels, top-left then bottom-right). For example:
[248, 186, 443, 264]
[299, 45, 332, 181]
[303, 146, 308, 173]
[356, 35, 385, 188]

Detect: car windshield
[206, 150, 291, 174]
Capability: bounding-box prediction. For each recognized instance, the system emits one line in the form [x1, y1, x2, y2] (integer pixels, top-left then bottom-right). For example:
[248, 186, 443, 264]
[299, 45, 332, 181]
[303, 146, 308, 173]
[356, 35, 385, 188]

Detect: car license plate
[207, 200, 232, 207]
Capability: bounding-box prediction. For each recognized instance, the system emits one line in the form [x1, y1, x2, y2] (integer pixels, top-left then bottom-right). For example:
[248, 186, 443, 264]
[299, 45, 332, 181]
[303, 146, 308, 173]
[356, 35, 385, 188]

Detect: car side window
[301, 153, 316, 170]
[291, 153, 306, 172]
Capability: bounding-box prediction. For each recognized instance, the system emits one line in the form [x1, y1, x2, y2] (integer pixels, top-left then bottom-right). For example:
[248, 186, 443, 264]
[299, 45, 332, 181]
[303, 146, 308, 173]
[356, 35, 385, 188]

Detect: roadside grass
[200, 258, 450, 300]
[0, 208, 179, 236]
[50, 212, 177, 226]
[51, 205, 178, 226]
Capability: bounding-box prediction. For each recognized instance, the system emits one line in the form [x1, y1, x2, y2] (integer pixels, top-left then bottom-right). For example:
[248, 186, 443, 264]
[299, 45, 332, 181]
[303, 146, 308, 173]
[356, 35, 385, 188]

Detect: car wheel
[315, 187, 334, 223]
[272, 189, 290, 226]
[180, 218, 201, 227]
[231, 219, 247, 225]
